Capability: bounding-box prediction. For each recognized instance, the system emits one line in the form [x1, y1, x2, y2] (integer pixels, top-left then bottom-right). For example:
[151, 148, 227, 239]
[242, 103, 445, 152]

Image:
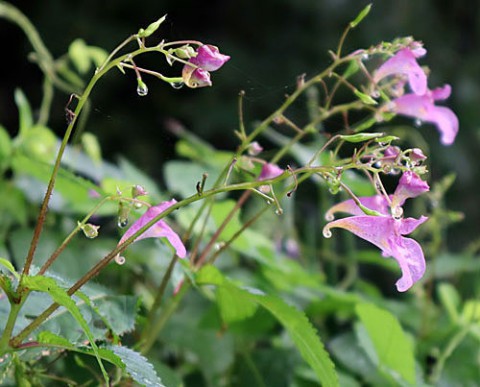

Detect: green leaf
[0, 257, 19, 279]
[196, 266, 339, 386]
[339, 132, 384, 143]
[216, 282, 258, 323]
[69, 39, 91, 74]
[353, 89, 378, 105]
[355, 303, 415, 384]
[22, 275, 109, 384]
[14, 89, 33, 136]
[81, 132, 102, 164]
[350, 3, 372, 28]
[0, 125, 12, 171]
[438, 283, 460, 323]
[138, 15, 167, 38]
[108, 345, 164, 387]
[16, 125, 57, 163]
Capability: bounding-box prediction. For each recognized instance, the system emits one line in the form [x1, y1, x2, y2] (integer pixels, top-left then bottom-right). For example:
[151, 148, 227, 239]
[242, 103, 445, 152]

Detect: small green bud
[138, 15, 167, 38]
[172, 45, 196, 59]
[339, 132, 385, 143]
[79, 222, 100, 239]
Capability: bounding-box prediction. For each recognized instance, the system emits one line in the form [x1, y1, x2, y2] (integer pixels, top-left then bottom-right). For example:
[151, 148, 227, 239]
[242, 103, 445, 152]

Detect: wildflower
[323, 171, 429, 292]
[389, 85, 459, 145]
[182, 44, 230, 88]
[374, 48, 427, 95]
[117, 199, 187, 258]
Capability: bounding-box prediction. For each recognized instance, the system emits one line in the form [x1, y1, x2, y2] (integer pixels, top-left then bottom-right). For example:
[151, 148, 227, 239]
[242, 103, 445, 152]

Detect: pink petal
[324, 215, 427, 291]
[258, 163, 284, 181]
[118, 200, 187, 258]
[374, 48, 427, 95]
[391, 94, 459, 145]
[430, 84, 452, 101]
[325, 195, 391, 220]
[392, 171, 429, 207]
[191, 45, 230, 72]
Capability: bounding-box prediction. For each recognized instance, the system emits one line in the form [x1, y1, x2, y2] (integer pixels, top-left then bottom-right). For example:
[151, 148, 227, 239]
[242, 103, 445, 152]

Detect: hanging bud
[136, 78, 149, 96]
[117, 202, 130, 228]
[248, 141, 263, 156]
[79, 222, 100, 239]
[172, 45, 196, 59]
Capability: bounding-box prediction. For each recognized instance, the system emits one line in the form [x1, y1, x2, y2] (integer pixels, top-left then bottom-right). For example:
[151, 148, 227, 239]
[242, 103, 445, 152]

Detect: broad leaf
[355, 303, 415, 384]
[196, 266, 339, 386]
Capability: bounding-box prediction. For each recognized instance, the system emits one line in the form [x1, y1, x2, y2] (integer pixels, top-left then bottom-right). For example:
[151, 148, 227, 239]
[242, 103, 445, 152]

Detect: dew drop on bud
[322, 227, 332, 238]
[170, 82, 184, 89]
[137, 83, 149, 97]
[117, 218, 129, 228]
[115, 255, 126, 265]
[275, 208, 283, 216]
[134, 202, 143, 209]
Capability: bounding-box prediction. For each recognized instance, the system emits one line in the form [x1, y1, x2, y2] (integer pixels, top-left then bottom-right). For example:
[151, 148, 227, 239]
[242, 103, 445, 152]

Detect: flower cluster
[182, 45, 230, 88]
[323, 171, 429, 292]
[374, 45, 459, 145]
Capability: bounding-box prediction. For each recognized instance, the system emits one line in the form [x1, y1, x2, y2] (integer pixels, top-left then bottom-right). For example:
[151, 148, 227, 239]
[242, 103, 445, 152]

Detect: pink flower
[389, 85, 459, 145]
[374, 48, 427, 95]
[323, 171, 429, 292]
[118, 200, 187, 258]
[182, 44, 230, 88]
[258, 163, 284, 181]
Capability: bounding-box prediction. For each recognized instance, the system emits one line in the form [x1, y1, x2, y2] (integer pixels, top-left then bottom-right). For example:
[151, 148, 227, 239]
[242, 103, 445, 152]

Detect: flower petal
[392, 171, 429, 207]
[374, 48, 427, 95]
[190, 45, 230, 72]
[391, 93, 459, 145]
[258, 163, 284, 181]
[118, 200, 187, 258]
[325, 195, 391, 220]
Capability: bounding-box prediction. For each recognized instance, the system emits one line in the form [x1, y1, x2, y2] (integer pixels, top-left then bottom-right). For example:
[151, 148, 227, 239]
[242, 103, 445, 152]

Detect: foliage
[0, 2, 477, 386]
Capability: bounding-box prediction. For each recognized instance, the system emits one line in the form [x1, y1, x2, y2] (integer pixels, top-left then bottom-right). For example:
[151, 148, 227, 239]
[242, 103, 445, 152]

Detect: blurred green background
[1, 0, 478, 248]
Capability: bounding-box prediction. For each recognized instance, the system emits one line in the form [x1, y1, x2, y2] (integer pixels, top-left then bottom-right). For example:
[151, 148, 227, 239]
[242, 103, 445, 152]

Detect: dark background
[1, 0, 479, 248]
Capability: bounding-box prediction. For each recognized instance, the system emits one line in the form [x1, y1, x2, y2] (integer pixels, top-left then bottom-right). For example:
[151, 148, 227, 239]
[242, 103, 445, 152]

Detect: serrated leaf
[216, 283, 258, 322]
[22, 275, 109, 384]
[196, 266, 339, 386]
[350, 3, 372, 28]
[355, 303, 415, 384]
[108, 345, 164, 387]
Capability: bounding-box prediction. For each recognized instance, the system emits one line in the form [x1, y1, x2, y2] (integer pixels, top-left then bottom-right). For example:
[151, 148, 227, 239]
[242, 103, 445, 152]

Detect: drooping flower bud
[131, 184, 148, 198]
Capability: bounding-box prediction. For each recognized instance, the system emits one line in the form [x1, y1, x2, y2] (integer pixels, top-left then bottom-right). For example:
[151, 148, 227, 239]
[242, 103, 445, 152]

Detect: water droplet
[117, 218, 128, 228]
[137, 83, 149, 96]
[266, 199, 273, 205]
[275, 208, 283, 215]
[362, 53, 369, 61]
[391, 206, 403, 219]
[115, 255, 126, 265]
[322, 227, 332, 238]
[170, 81, 184, 89]
[134, 202, 143, 209]
[325, 213, 334, 221]
[414, 119, 422, 127]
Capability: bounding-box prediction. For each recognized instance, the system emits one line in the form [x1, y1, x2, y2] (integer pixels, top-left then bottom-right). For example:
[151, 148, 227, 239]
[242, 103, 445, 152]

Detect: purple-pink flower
[323, 171, 429, 292]
[374, 48, 427, 96]
[388, 85, 459, 146]
[182, 45, 230, 88]
[258, 163, 284, 181]
[117, 199, 187, 258]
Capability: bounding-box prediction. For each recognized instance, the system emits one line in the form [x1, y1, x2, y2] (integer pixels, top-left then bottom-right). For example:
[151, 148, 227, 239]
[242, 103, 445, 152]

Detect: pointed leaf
[14, 88, 33, 136]
[350, 4, 372, 28]
[196, 266, 339, 386]
[355, 303, 415, 384]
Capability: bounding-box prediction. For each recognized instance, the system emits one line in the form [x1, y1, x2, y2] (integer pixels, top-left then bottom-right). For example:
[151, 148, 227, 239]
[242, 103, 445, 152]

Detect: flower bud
[80, 222, 100, 239]
[131, 184, 148, 198]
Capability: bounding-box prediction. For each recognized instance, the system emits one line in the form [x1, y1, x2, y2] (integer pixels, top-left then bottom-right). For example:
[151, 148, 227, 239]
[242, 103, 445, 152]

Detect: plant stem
[0, 302, 23, 355]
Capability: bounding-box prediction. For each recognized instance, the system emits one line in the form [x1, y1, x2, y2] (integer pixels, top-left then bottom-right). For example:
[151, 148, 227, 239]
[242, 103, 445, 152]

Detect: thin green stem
[0, 302, 23, 355]
[38, 76, 53, 126]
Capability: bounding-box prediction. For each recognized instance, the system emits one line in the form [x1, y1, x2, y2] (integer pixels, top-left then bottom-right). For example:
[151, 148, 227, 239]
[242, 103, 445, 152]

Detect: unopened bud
[79, 222, 100, 239]
[132, 184, 148, 198]
[248, 141, 263, 156]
